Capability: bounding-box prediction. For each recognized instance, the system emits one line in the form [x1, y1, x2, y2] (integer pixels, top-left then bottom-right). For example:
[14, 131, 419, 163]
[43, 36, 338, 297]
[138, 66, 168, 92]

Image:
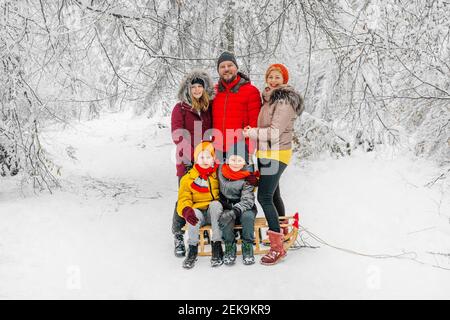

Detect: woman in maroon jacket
[171, 69, 214, 258]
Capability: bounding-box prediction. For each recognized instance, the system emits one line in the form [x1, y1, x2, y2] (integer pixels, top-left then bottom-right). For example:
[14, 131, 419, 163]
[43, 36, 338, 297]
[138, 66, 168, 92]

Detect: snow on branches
[1, 1, 58, 190]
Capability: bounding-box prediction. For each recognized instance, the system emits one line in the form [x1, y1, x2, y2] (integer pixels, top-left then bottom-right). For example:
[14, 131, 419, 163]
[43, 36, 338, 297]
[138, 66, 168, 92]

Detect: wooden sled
[182, 213, 299, 257]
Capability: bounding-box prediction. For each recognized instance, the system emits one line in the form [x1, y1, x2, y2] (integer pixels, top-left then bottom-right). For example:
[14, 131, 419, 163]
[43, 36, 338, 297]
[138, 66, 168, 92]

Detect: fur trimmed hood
[177, 69, 215, 105]
[269, 85, 304, 116]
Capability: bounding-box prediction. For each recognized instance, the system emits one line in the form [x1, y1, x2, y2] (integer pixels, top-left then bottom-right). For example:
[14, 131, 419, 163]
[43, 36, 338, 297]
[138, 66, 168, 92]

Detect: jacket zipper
[207, 176, 215, 200]
[184, 105, 203, 140]
[222, 91, 230, 148]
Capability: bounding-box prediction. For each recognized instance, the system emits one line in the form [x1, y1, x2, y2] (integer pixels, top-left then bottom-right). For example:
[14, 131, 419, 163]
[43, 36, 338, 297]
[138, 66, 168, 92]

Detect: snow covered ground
[1, 111, 449, 299]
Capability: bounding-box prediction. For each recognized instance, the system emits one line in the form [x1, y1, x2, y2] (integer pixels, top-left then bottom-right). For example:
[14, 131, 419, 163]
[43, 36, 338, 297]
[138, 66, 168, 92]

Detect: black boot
[210, 241, 224, 267]
[183, 245, 198, 269]
[242, 242, 255, 265]
[223, 242, 237, 266]
[174, 233, 186, 258]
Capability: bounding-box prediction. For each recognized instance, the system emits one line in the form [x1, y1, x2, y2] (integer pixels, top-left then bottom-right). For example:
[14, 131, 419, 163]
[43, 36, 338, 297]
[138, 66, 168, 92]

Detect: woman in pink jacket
[244, 64, 304, 266]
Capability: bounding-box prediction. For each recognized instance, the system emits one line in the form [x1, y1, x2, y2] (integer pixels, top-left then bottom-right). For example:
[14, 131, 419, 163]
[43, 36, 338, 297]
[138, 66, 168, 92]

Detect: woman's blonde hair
[191, 90, 210, 112]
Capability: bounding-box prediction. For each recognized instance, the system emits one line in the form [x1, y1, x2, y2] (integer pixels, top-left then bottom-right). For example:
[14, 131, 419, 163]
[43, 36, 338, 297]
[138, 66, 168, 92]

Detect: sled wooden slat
[254, 222, 262, 254]
[182, 215, 299, 257]
[199, 229, 205, 254]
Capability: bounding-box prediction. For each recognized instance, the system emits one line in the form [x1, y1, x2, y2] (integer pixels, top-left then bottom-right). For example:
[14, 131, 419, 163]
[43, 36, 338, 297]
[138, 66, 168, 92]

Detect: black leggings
[172, 176, 186, 235]
[257, 159, 287, 233]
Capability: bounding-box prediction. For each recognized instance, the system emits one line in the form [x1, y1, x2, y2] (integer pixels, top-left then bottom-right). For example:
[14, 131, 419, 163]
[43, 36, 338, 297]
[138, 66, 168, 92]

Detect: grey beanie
[226, 141, 249, 164]
[217, 51, 238, 70]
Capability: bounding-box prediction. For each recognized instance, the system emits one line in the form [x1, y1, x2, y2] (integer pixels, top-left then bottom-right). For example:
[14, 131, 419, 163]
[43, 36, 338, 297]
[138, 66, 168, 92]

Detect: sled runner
[183, 213, 300, 257]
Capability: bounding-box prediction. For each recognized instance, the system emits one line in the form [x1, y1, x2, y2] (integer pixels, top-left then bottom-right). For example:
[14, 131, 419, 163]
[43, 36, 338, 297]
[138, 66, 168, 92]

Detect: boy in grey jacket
[218, 141, 257, 265]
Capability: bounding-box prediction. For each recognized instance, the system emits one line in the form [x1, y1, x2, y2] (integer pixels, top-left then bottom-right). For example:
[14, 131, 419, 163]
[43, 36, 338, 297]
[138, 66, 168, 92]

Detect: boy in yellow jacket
[177, 141, 223, 269]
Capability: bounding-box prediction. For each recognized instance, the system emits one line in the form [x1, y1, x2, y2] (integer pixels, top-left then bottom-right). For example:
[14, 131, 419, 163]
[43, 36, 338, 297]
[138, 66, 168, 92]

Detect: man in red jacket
[212, 52, 261, 163]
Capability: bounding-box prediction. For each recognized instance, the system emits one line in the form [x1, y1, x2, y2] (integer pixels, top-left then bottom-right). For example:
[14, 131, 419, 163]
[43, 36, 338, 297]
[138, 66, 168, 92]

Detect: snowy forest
[1, 0, 448, 186]
[1, 0, 450, 299]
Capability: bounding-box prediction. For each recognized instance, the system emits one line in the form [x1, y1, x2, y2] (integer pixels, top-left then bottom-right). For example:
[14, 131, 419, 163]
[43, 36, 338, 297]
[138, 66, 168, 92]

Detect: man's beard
[221, 73, 237, 83]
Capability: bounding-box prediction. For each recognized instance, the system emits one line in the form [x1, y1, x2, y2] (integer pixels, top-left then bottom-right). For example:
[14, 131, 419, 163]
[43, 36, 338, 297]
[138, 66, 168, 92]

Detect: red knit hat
[265, 64, 289, 84]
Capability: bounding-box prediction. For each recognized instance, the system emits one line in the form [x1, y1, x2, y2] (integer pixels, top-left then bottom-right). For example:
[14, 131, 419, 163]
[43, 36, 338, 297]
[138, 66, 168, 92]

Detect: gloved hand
[245, 171, 260, 187]
[219, 208, 239, 229]
[219, 193, 233, 210]
[182, 207, 199, 226]
[183, 162, 193, 173]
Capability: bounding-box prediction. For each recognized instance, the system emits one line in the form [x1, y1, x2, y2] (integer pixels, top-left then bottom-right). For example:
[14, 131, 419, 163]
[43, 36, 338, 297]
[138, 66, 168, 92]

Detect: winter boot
[182, 245, 198, 269]
[242, 242, 255, 265]
[280, 219, 289, 240]
[174, 233, 186, 258]
[223, 242, 237, 266]
[210, 241, 224, 267]
[260, 230, 287, 266]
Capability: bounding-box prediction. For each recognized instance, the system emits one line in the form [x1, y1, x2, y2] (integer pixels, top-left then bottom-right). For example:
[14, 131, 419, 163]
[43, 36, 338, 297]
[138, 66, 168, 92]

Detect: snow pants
[187, 201, 223, 246]
[221, 209, 257, 244]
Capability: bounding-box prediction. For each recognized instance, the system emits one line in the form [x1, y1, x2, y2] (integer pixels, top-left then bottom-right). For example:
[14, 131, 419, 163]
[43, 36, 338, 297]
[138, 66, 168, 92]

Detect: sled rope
[300, 227, 416, 259]
[299, 227, 450, 271]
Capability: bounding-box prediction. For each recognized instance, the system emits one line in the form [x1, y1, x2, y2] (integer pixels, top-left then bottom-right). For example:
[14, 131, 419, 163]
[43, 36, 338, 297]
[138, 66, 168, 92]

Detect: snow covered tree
[1, 0, 448, 191]
[0, 1, 58, 189]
